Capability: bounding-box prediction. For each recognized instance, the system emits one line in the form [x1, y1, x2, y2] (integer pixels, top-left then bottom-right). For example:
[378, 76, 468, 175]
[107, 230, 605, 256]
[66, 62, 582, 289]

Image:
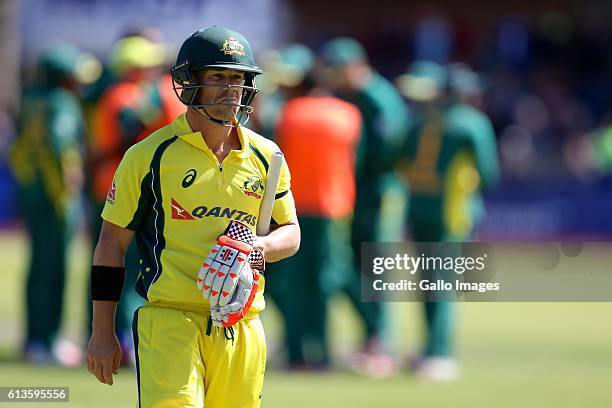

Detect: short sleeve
[101, 147, 150, 230]
[271, 156, 296, 225]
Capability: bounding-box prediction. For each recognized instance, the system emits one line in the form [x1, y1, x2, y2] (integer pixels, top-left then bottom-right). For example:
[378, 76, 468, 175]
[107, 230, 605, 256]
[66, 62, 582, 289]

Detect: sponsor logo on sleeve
[106, 181, 116, 205]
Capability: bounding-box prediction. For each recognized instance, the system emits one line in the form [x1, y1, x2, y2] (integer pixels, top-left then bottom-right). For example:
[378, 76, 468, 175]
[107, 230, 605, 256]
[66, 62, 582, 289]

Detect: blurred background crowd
[1, 0, 612, 391]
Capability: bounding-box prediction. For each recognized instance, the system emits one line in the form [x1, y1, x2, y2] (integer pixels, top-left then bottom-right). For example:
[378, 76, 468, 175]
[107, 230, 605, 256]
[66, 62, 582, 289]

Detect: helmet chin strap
[193, 105, 251, 128]
[194, 106, 238, 128]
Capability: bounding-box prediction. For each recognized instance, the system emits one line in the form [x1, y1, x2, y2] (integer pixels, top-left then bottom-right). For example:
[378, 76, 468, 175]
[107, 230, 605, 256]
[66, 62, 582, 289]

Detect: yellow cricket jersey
[101, 113, 295, 313]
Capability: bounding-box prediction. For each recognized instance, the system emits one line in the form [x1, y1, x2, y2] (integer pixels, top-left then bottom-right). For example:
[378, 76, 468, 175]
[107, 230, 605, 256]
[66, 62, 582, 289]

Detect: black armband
[90, 265, 125, 302]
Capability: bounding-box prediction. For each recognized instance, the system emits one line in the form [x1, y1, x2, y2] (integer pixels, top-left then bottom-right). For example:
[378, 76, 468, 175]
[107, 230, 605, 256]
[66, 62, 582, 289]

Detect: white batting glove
[197, 220, 264, 324]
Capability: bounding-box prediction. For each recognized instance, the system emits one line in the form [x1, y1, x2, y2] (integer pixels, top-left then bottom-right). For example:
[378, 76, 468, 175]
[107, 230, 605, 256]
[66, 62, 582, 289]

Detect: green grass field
[1, 231, 611, 407]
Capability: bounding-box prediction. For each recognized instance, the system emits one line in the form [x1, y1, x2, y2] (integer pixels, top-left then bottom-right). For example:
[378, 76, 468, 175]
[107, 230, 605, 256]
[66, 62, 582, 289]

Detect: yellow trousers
[132, 303, 266, 407]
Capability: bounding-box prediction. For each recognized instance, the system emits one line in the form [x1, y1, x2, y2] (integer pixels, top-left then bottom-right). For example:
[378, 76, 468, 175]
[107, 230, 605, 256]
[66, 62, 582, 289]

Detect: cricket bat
[256, 151, 284, 236]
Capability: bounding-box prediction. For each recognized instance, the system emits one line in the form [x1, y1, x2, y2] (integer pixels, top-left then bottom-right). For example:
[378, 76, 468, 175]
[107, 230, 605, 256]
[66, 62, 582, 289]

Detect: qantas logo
[170, 198, 257, 226]
[171, 198, 194, 220]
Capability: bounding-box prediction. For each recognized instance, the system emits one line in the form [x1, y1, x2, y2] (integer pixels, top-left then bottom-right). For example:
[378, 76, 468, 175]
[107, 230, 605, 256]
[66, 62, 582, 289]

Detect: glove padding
[197, 220, 264, 327]
[210, 262, 260, 327]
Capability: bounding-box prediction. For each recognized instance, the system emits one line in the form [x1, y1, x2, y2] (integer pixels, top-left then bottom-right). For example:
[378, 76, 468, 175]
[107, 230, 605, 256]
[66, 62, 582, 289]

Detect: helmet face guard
[171, 59, 259, 127]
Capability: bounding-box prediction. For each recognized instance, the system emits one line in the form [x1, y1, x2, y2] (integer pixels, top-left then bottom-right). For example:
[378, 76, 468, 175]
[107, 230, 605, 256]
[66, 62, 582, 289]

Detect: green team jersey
[10, 86, 85, 216]
[401, 102, 500, 240]
[341, 72, 410, 185]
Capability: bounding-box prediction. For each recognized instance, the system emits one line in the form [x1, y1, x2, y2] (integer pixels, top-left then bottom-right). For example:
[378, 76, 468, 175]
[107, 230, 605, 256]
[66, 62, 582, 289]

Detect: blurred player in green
[320, 37, 409, 376]
[395, 61, 500, 381]
[10, 44, 88, 365]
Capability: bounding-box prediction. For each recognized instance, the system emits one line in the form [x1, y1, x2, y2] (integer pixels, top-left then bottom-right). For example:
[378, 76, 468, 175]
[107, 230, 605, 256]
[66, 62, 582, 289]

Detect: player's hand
[210, 261, 261, 327]
[197, 220, 264, 326]
[86, 332, 122, 386]
[197, 220, 261, 307]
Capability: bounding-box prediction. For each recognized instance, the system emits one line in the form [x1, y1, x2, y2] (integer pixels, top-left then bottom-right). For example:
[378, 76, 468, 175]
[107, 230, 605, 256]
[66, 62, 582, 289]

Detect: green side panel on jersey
[134, 136, 179, 300]
[127, 172, 153, 231]
[249, 143, 269, 172]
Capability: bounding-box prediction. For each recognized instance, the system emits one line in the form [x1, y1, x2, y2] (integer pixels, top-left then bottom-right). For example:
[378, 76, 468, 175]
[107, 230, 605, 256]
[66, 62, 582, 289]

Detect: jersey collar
[172, 113, 250, 159]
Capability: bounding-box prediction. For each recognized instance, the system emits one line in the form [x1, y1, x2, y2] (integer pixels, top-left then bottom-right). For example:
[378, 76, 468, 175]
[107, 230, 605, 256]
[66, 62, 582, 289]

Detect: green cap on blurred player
[321, 37, 367, 66]
[39, 43, 101, 85]
[259, 43, 314, 88]
[396, 60, 447, 101]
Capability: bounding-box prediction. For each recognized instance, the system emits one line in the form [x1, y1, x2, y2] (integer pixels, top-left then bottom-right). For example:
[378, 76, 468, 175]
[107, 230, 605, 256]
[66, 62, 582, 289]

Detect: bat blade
[256, 151, 284, 236]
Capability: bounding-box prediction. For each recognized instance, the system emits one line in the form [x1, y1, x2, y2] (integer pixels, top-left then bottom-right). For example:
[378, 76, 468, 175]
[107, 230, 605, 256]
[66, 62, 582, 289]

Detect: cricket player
[86, 26, 300, 407]
[319, 37, 409, 376]
[10, 44, 86, 364]
[396, 61, 500, 381]
[274, 43, 362, 369]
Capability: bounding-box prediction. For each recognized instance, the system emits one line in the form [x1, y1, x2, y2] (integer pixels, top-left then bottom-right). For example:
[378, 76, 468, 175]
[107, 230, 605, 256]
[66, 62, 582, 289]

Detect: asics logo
[182, 169, 197, 188]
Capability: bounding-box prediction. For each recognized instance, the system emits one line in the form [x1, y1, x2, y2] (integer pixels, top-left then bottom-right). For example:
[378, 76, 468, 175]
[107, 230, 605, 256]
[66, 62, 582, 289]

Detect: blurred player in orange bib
[272, 43, 361, 369]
